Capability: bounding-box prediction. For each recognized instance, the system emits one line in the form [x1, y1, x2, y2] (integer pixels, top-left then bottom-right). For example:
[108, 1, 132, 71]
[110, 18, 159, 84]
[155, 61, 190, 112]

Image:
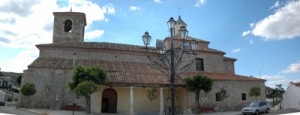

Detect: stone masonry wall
[187, 80, 266, 112]
[53, 13, 85, 43]
[39, 47, 229, 74]
[19, 68, 85, 109]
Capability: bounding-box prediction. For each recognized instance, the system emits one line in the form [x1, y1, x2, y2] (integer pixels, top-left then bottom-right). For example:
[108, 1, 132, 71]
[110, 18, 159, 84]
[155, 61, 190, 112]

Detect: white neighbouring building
[283, 82, 300, 110]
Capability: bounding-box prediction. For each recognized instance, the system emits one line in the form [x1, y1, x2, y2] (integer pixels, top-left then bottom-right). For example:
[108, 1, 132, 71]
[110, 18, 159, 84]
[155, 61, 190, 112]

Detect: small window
[64, 19, 72, 32]
[242, 93, 246, 101]
[196, 58, 204, 71]
[216, 93, 221, 102]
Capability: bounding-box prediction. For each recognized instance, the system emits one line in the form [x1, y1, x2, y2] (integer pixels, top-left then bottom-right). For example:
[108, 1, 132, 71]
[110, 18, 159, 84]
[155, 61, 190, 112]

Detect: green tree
[68, 65, 107, 113]
[271, 84, 285, 108]
[74, 81, 98, 112]
[146, 87, 158, 101]
[274, 84, 285, 100]
[218, 88, 228, 101]
[249, 86, 261, 100]
[20, 83, 36, 108]
[17, 74, 22, 85]
[217, 88, 228, 115]
[184, 75, 213, 114]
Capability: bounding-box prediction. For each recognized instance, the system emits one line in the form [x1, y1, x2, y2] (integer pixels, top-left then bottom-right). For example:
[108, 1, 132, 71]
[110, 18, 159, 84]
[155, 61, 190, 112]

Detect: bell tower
[174, 16, 187, 35]
[52, 12, 86, 43]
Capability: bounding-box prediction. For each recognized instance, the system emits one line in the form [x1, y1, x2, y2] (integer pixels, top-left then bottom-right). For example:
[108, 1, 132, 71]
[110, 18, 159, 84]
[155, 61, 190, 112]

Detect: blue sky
[0, 0, 299, 89]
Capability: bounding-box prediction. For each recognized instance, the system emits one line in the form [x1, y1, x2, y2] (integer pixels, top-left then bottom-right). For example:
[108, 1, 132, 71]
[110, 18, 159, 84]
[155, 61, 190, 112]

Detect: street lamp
[142, 31, 151, 48]
[142, 17, 197, 115]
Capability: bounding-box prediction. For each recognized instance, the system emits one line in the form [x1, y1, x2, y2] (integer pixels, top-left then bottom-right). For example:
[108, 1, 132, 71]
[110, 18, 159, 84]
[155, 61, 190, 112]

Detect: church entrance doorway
[101, 88, 117, 113]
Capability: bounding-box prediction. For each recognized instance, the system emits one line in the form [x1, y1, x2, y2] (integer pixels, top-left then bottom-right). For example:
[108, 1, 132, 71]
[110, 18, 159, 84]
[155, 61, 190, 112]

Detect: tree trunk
[272, 95, 275, 108]
[27, 96, 29, 109]
[85, 95, 91, 113]
[195, 91, 200, 114]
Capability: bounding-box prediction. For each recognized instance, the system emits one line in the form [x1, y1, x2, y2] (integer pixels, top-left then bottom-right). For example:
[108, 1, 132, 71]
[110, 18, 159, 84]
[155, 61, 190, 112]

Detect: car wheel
[266, 108, 270, 113]
[255, 110, 259, 115]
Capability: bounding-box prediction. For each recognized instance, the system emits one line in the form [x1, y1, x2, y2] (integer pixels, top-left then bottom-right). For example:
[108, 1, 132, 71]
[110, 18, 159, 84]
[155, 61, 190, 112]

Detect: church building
[18, 11, 266, 114]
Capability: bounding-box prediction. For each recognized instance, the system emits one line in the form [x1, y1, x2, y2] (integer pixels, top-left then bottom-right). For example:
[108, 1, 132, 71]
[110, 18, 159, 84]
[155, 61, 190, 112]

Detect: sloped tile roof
[223, 56, 237, 61]
[182, 72, 265, 81]
[0, 76, 11, 81]
[165, 35, 210, 43]
[29, 58, 182, 86]
[36, 42, 146, 52]
[29, 58, 265, 86]
[176, 16, 187, 26]
[291, 82, 300, 87]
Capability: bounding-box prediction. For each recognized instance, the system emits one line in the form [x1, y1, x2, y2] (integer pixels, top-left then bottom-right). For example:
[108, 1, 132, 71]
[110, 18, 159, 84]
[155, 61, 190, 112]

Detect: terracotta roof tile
[29, 58, 177, 86]
[29, 58, 265, 86]
[0, 76, 11, 81]
[36, 42, 146, 52]
[165, 35, 210, 43]
[291, 82, 300, 87]
[182, 72, 265, 81]
[223, 56, 237, 61]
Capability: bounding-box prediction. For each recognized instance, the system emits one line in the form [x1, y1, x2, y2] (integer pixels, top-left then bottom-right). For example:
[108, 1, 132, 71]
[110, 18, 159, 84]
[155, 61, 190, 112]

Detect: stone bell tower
[174, 16, 187, 35]
[52, 12, 86, 43]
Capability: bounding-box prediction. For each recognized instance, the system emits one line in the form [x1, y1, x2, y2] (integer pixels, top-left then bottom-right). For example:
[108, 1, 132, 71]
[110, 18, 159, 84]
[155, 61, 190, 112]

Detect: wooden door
[101, 88, 117, 113]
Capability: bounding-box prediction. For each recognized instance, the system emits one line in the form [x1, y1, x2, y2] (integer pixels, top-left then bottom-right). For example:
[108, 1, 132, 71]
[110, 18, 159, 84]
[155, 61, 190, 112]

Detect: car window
[259, 102, 263, 106]
[249, 102, 259, 107]
[259, 102, 267, 106]
[263, 102, 267, 106]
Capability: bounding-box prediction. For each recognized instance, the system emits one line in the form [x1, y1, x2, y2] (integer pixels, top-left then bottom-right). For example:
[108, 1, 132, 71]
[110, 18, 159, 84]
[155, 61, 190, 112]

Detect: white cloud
[266, 79, 289, 89]
[0, 0, 115, 72]
[249, 23, 255, 28]
[0, 49, 38, 72]
[232, 48, 241, 53]
[85, 30, 104, 40]
[104, 18, 109, 22]
[65, 1, 115, 26]
[194, 0, 207, 7]
[251, 0, 300, 40]
[102, 4, 115, 14]
[260, 75, 289, 88]
[242, 30, 251, 36]
[280, 61, 300, 73]
[261, 75, 286, 80]
[249, 39, 254, 44]
[130, 6, 140, 11]
[270, 1, 280, 9]
[153, 0, 161, 3]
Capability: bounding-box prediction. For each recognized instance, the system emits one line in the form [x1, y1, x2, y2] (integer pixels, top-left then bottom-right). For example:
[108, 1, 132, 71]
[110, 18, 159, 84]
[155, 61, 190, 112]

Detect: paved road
[0, 105, 90, 115]
[0, 105, 299, 115]
[202, 109, 300, 115]
[0, 106, 40, 115]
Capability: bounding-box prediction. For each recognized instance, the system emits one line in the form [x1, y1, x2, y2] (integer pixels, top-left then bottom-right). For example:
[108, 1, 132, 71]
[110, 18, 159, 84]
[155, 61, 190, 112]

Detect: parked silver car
[241, 101, 270, 115]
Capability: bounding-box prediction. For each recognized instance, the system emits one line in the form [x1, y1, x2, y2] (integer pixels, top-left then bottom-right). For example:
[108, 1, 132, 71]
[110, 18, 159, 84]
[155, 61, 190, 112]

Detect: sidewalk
[18, 108, 92, 115]
[201, 111, 240, 115]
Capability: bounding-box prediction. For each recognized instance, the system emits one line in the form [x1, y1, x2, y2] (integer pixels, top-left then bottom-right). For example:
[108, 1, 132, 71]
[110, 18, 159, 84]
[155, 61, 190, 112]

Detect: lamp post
[142, 17, 197, 115]
[169, 17, 176, 115]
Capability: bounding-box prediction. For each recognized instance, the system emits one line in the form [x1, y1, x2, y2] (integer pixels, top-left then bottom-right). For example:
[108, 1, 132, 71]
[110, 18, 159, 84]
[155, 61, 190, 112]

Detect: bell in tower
[52, 12, 86, 43]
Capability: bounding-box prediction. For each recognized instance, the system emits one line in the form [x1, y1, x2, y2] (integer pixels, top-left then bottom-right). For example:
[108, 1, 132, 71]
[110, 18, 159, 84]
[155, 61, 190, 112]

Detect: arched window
[64, 19, 72, 32]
